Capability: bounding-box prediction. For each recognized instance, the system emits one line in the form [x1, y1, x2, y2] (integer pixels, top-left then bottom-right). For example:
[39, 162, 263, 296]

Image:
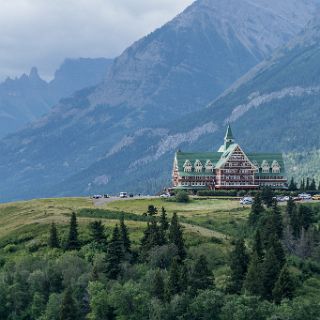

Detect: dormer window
[194, 160, 203, 173]
[183, 160, 192, 173]
[261, 160, 270, 173]
[272, 160, 281, 173]
[205, 160, 214, 172]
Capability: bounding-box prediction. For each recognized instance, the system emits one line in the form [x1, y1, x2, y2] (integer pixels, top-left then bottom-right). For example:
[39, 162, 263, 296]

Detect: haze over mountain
[0, 0, 319, 201]
[0, 58, 112, 137]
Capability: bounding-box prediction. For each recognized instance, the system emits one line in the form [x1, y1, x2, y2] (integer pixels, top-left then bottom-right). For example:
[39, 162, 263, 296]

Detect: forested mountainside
[0, 0, 320, 200]
[0, 58, 112, 137]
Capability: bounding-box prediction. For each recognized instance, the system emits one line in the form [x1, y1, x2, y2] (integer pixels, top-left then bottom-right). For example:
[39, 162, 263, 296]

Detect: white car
[160, 193, 171, 198]
[298, 193, 312, 200]
[240, 197, 253, 205]
[92, 194, 102, 199]
[119, 192, 128, 198]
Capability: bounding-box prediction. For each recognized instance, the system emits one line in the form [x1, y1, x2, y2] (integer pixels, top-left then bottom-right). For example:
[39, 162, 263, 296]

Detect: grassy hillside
[1, 196, 320, 319]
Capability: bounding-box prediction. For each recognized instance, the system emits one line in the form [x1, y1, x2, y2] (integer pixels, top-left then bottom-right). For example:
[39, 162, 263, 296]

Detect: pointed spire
[225, 124, 234, 141]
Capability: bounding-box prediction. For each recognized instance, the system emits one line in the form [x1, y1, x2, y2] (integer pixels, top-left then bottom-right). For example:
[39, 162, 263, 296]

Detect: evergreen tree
[286, 197, 296, 217]
[48, 222, 60, 248]
[299, 205, 314, 231]
[252, 230, 264, 262]
[160, 207, 169, 231]
[300, 178, 305, 191]
[169, 213, 186, 261]
[119, 215, 131, 256]
[272, 264, 295, 304]
[146, 205, 158, 216]
[310, 178, 317, 191]
[151, 270, 165, 301]
[105, 225, 123, 279]
[190, 255, 213, 293]
[268, 235, 286, 269]
[306, 178, 310, 191]
[248, 193, 264, 226]
[244, 251, 263, 296]
[261, 246, 281, 300]
[166, 258, 181, 298]
[318, 181, 320, 191]
[227, 238, 249, 294]
[89, 220, 106, 245]
[288, 177, 297, 191]
[271, 200, 283, 239]
[159, 207, 169, 245]
[261, 187, 274, 208]
[60, 287, 77, 320]
[65, 212, 80, 250]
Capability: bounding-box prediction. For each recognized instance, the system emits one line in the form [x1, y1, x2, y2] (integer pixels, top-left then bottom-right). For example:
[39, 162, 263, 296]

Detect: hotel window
[272, 160, 281, 173]
[183, 160, 192, 173]
[261, 160, 270, 173]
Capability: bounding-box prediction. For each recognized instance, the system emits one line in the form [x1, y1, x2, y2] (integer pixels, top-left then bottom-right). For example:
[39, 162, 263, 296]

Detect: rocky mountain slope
[0, 0, 319, 201]
[0, 58, 112, 137]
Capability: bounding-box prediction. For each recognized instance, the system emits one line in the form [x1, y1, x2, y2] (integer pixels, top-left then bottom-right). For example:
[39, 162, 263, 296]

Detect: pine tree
[261, 187, 274, 208]
[268, 235, 286, 269]
[89, 220, 106, 245]
[146, 205, 158, 216]
[248, 193, 264, 226]
[299, 205, 314, 231]
[271, 200, 283, 239]
[272, 264, 295, 304]
[252, 230, 264, 262]
[310, 178, 317, 191]
[306, 178, 310, 191]
[288, 177, 297, 191]
[119, 215, 131, 256]
[227, 238, 249, 294]
[318, 181, 320, 191]
[151, 270, 165, 300]
[261, 246, 281, 300]
[105, 225, 123, 279]
[300, 178, 305, 191]
[60, 287, 77, 320]
[48, 222, 60, 248]
[244, 251, 263, 296]
[169, 213, 186, 261]
[286, 197, 296, 217]
[160, 207, 169, 231]
[65, 212, 80, 250]
[166, 258, 181, 298]
[190, 255, 213, 293]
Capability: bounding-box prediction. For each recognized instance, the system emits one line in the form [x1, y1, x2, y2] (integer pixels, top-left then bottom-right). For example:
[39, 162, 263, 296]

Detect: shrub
[4, 244, 17, 253]
[175, 191, 190, 203]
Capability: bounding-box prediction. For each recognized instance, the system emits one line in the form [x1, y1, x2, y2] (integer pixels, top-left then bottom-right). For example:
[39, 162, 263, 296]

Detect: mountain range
[0, 0, 320, 201]
[0, 58, 112, 137]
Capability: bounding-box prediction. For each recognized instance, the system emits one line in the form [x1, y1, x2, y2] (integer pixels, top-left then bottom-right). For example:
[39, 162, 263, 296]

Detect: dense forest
[0, 193, 320, 319]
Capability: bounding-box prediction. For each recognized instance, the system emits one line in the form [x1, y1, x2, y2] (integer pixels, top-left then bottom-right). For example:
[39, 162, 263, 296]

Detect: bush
[4, 244, 17, 253]
[175, 191, 190, 203]
[197, 190, 238, 197]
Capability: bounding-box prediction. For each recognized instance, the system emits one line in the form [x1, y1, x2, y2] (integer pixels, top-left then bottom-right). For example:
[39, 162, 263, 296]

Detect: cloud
[0, 0, 193, 80]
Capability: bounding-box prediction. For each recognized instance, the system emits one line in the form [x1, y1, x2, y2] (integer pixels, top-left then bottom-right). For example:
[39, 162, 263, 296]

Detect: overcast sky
[0, 0, 193, 81]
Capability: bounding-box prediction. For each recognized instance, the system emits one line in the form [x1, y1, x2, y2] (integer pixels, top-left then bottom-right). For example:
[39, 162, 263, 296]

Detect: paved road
[92, 195, 159, 207]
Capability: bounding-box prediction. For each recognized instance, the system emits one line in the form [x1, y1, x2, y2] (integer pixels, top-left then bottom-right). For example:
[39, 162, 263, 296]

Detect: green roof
[175, 151, 221, 176]
[175, 149, 286, 177]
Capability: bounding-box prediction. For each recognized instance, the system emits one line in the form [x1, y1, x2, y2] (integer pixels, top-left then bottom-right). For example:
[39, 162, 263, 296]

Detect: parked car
[92, 194, 102, 199]
[312, 194, 320, 200]
[160, 193, 171, 198]
[240, 197, 253, 205]
[104, 194, 110, 198]
[119, 192, 128, 198]
[129, 194, 134, 198]
[298, 193, 312, 200]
